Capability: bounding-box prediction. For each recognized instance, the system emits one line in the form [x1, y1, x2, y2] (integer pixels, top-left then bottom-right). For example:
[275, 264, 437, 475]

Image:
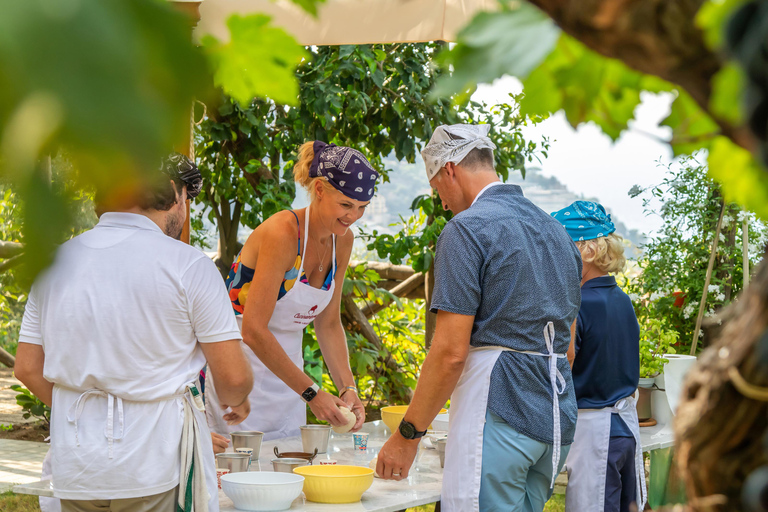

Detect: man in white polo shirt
[14, 154, 253, 512]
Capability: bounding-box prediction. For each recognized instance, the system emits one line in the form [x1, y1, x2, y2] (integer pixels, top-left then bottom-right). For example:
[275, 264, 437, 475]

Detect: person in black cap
[205, 141, 380, 441]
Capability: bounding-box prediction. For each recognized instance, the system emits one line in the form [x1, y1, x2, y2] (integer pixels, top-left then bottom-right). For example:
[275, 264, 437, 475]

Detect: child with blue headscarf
[551, 201, 647, 512]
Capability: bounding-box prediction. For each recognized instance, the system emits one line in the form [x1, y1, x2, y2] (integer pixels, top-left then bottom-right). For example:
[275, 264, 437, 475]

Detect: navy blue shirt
[574, 276, 640, 437]
[430, 184, 582, 445]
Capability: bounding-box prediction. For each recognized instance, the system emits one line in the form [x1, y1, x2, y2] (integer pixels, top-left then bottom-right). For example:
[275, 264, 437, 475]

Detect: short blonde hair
[293, 141, 336, 203]
[575, 233, 626, 274]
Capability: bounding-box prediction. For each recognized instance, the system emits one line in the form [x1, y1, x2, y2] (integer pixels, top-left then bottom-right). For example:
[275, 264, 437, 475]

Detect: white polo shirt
[19, 212, 241, 502]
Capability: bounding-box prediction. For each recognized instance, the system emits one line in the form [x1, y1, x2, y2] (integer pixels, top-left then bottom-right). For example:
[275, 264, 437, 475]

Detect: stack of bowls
[271, 457, 310, 473]
[300, 425, 331, 454]
[293, 465, 374, 503]
[220, 472, 304, 511]
[216, 453, 251, 473]
[230, 431, 264, 460]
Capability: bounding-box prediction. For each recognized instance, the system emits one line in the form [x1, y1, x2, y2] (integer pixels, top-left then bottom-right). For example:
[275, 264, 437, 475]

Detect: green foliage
[626, 156, 768, 353]
[638, 318, 678, 378]
[10, 385, 50, 427]
[202, 15, 309, 106]
[0, 0, 209, 282]
[0, 423, 12, 432]
[431, 2, 560, 102]
[708, 136, 768, 220]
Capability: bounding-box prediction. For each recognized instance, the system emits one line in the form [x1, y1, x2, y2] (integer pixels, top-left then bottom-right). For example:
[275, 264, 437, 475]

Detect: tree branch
[361, 272, 425, 318]
[528, 0, 755, 151]
[0, 241, 23, 259]
[0, 346, 14, 368]
[0, 254, 24, 273]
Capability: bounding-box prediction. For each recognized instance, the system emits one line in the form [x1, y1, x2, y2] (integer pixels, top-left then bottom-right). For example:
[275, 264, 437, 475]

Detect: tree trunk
[674, 251, 768, 511]
[360, 272, 425, 318]
[424, 264, 437, 349]
[528, 0, 755, 152]
[340, 293, 413, 403]
[0, 241, 23, 259]
[348, 261, 415, 281]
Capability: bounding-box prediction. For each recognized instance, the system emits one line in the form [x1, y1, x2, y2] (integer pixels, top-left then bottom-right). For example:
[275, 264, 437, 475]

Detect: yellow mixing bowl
[380, 406, 448, 434]
[292, 465, 374, 503]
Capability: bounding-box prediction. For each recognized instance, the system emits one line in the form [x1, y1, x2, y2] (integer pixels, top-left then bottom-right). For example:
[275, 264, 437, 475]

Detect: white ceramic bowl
[220, 472, 304, 511]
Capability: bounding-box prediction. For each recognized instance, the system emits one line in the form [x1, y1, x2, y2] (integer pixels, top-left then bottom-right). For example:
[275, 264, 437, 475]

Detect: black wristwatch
[301, 383, 320, 403]
[398, 419, 427, 440]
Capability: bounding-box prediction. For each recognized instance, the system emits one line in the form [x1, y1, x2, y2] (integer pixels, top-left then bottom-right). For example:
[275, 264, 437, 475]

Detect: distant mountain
[358, 156, 646, 258]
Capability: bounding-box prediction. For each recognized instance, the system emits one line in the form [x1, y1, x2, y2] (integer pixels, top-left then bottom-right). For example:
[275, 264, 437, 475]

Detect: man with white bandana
[377, 124, 582, 512]
[14, 153, 253, 512]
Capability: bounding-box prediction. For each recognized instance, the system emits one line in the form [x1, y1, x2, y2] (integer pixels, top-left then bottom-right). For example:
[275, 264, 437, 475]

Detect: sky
[473, 76, 677, 236]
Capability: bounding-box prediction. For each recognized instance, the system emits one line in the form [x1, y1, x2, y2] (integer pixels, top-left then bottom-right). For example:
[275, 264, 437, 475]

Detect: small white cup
[216, 468, 230, 489]
[319, 459, 337, 465]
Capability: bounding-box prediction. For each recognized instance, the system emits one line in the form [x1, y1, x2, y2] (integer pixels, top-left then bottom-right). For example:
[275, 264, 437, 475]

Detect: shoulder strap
[288, 210, 300, 255]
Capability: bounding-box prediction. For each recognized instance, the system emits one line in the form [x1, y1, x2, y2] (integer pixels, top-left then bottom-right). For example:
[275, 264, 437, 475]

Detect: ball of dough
[369, 456, 381, 478]
[331, 406, 356, 434]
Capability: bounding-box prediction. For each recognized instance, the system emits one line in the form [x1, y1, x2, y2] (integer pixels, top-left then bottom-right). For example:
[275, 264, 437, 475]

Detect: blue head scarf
[309, 142, 379, 201]
[551, 201, 616, 242]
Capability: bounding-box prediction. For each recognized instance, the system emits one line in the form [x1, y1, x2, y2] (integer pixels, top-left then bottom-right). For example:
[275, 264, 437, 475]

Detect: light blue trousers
[479, 409, 570, 512]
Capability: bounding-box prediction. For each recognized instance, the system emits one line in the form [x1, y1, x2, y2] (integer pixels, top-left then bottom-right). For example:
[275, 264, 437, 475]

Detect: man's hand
[308, 390, 351, 427]
[340, 391, 365, 432]
[211, 432, 230, 454]
[222, 398, 250, 425]
[376, 432, 420, 481]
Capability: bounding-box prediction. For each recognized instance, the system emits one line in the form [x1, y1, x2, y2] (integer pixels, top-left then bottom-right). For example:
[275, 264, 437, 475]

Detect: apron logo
[294, 305, 319, 320]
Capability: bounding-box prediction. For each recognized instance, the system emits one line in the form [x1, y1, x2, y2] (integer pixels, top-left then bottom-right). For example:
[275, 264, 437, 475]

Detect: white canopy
[195, 0, 497, 45]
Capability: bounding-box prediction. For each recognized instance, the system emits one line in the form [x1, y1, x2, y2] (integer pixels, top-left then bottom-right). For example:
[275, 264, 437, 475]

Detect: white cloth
[206, 206, 337, 441]
[179, 386, 210, 512]
[565, 396, 647, 512]
[19, 212, 239, 505]
[442, 322, 566, 512]
[420, 124, 497, 180]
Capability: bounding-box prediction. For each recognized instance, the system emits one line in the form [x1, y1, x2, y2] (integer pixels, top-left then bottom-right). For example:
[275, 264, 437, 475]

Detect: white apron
[442, 322, 567, 512]
[564, 396, 647, 512]
[206, 207, 336, 441]
[50, 383, 217, 511]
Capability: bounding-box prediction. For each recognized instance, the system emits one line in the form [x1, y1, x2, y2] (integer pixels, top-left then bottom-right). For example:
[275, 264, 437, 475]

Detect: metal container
[435, 438, 447, 469]
[230, 430, 264, 460]
[273, 446, 318, 463]
[300, 425, 331, 454]
[271, 457, 311, 473]
[216, 453, 251, 473]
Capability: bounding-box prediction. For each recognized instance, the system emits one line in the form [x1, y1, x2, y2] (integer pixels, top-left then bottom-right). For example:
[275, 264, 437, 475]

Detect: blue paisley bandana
[551, 201, 616, 242]
[309, 141, 379, 201]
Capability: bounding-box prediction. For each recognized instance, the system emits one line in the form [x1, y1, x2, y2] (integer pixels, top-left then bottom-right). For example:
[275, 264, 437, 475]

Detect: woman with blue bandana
[551, 201, 647, 512]
[205, 141, 379, 440]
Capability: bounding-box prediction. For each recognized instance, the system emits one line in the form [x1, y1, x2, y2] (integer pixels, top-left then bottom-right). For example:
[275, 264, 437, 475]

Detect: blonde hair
[293, 141, 336, 203]
[575, 233, 626, 274]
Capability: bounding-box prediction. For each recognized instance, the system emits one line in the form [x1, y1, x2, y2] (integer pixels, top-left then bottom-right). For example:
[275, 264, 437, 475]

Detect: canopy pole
[691, 202, 726, 355]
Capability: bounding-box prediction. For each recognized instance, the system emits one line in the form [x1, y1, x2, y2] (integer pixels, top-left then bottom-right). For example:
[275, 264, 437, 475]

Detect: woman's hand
[308, 390, 350, 427]
[340, 390, 365, 432]
[211, 432, 230, 455]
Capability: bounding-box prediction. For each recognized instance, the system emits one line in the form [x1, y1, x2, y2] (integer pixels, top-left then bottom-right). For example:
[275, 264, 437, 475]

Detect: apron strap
[471, 322, 568, 489]
[298, 206, 311, 277]
[66, 388, 185, 460]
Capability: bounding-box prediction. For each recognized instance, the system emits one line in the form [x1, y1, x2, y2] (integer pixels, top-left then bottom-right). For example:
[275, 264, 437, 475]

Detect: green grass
[405, 494, 565, 512]
[0, 490, 566, 512]
[0, 491, 39, 511]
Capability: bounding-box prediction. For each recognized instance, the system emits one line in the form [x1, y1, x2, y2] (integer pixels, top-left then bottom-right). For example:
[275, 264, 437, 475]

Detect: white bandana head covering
[420, 124, 497, 181]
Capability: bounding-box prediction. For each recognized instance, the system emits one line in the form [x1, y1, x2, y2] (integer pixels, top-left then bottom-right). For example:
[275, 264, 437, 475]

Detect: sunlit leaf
[696, 0, 750, 51]
[709, 62, 745, 125]
[707, 136, 768, 220]
[202, 14, 309, 106]
[662, 90, 720, 155]
[432, 3, 560, 101]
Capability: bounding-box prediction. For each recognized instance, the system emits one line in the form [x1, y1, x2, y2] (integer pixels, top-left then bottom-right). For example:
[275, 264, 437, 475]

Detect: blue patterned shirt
[431, 184, 582, 445]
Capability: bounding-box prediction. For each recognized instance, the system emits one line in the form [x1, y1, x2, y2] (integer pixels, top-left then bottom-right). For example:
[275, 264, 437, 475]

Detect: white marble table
[13, 418, 675, 510]
[14, 421, 444, 512]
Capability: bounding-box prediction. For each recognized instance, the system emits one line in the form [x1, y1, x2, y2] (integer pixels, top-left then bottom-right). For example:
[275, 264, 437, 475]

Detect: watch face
[302, 387, 317, 402]
[399, 420, 415, 439]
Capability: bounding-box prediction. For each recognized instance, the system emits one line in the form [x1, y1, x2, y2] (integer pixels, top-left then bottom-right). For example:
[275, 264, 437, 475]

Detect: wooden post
[691, 202, 726, 355]
[743, 215, 750, 289]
